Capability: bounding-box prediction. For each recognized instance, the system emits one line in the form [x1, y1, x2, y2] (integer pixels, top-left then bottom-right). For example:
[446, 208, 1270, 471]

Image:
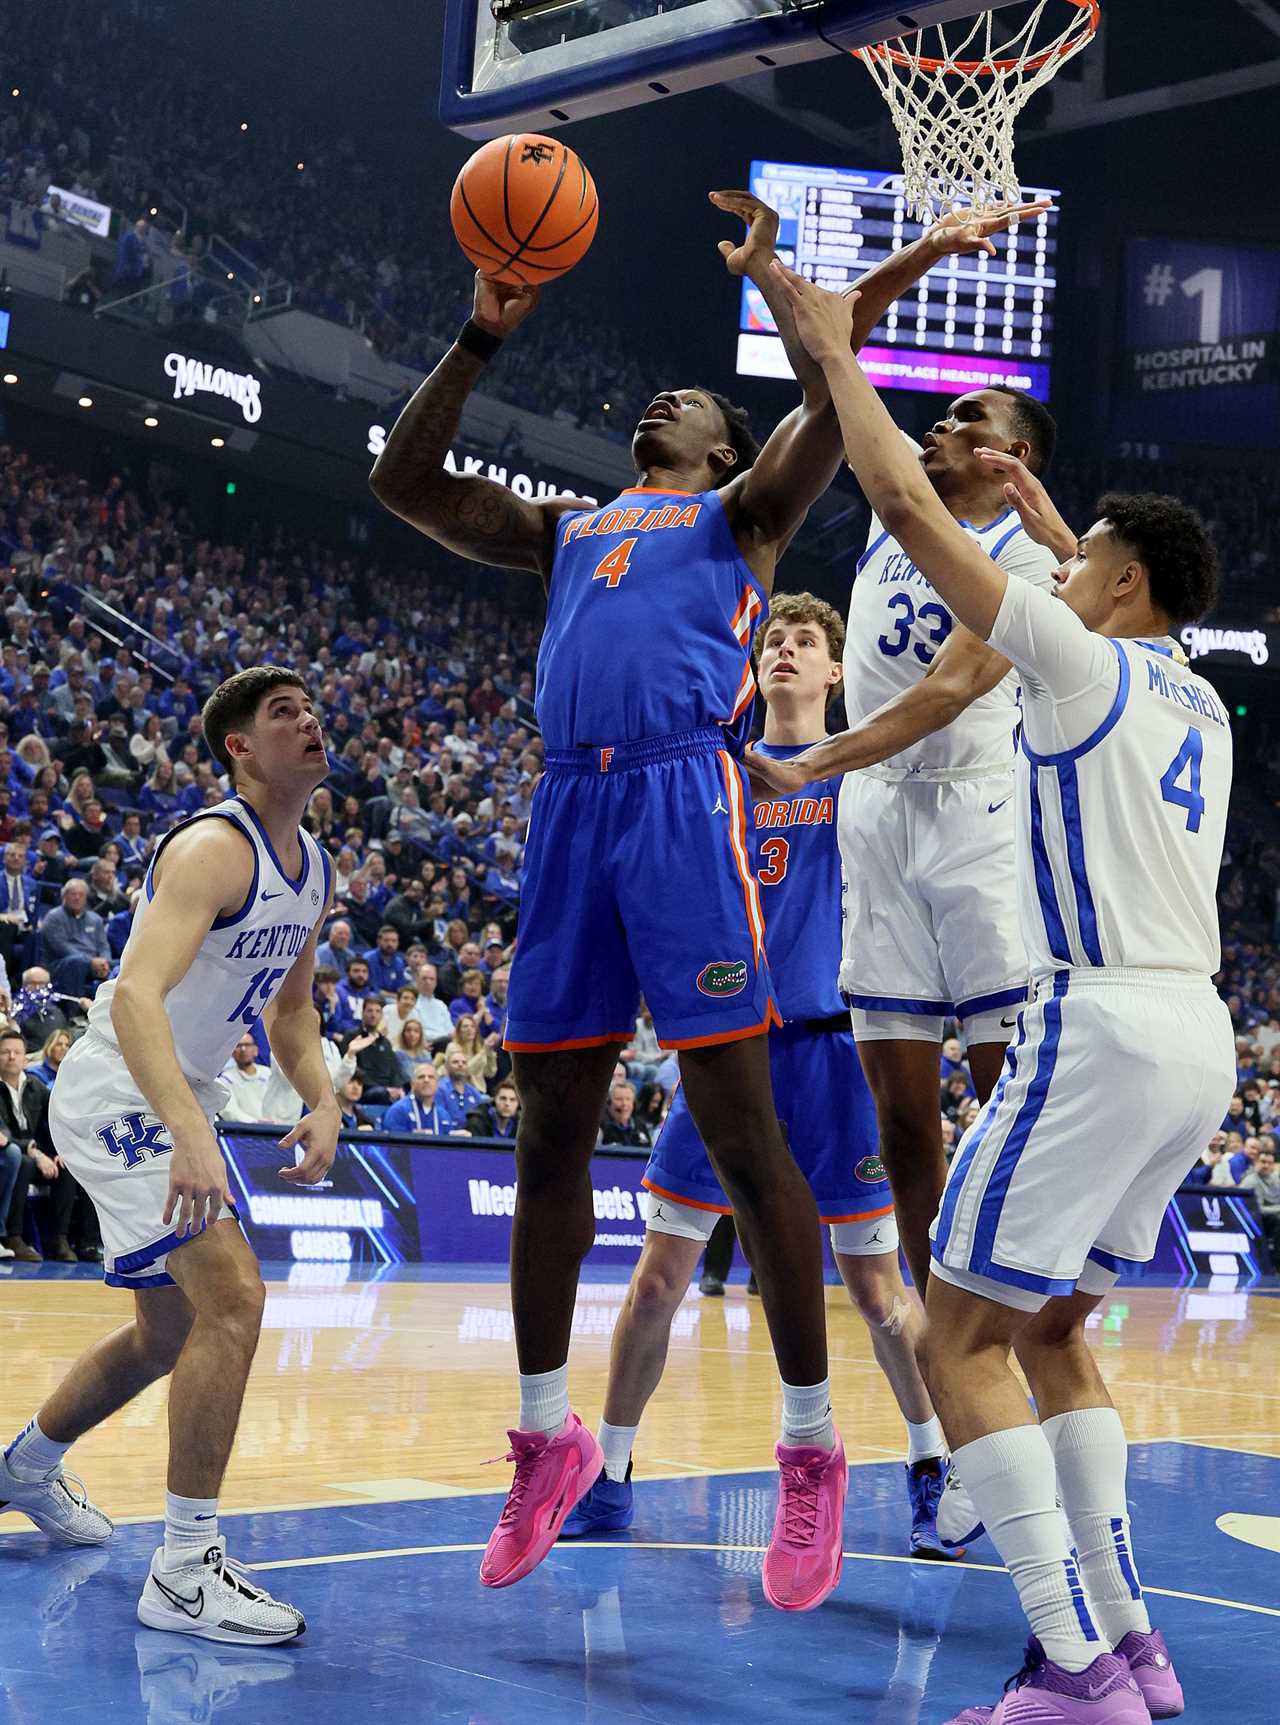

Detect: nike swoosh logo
[152, 1576, 204, 1618]
[987, 797, 1012, 814]
[260, 891, 284, 901]
[1000, 1016, 1018, 1029]
[193, 1513, 216, 1521]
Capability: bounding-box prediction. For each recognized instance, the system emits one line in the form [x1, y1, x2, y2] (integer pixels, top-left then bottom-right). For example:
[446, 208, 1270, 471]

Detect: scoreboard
[736, 160, 1059, 401]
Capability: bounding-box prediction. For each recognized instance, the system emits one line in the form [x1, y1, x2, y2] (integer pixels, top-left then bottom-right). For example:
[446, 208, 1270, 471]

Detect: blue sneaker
[907, 1459, 964, 1560]
[558, 1462, 634, 1538]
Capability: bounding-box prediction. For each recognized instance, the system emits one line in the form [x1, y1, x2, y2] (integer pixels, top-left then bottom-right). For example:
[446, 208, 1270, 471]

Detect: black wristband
[457, 319, 504, 362]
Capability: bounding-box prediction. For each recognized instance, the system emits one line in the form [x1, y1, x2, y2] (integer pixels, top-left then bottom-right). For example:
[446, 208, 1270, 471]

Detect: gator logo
[696, 960, 748, 998]
[855, 1155, 887, 1184]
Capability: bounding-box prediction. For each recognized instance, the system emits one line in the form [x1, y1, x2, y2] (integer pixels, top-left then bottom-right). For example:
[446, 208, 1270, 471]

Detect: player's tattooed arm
[369, 274, 584, 580]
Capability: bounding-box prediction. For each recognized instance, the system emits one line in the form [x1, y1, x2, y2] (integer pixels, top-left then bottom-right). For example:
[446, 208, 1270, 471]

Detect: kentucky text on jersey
[754, 796, 835, 829]
[1144, 656, 1229, 727]
[874, 549, 937, 588]
[226, 922, 313, 962]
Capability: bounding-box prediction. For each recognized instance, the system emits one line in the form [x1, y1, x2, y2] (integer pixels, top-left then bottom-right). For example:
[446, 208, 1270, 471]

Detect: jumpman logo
[652, 1203, 668, 1221]
[866, 1228, 883, 1246]
[711, 794, 729, 815]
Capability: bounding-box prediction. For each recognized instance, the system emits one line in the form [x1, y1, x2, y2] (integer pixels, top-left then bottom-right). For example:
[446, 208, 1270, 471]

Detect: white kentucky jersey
[89, 798, 331, 1083]
[987, 576, 1232, 978]
[844, 439, 1059, 774]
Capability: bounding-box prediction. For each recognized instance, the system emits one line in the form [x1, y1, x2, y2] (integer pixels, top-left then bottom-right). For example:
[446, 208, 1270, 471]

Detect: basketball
[450, 133, 598, 286]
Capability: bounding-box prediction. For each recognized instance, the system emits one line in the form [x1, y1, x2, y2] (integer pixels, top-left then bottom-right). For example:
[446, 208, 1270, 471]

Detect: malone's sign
[164, 351, 263, 423]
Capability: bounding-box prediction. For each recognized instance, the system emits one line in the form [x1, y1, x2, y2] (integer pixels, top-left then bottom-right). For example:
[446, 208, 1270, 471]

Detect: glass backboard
[439, 1, 1002, 137]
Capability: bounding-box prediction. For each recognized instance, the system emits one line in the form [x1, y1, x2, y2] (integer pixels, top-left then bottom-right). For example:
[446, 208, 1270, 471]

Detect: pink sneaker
[762, 1432, 847, 1611]
[479, 1413, 603, 1589]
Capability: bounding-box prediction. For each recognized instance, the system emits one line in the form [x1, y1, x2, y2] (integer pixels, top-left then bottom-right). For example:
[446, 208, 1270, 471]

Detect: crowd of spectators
[1, 3, 652, 437]
[0, 403, 1277, 1264]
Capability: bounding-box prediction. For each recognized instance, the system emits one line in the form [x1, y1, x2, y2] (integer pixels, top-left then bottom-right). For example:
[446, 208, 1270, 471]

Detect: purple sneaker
[1115, 1629, 1183, 1719]
[943, 1637, 1149, 1725]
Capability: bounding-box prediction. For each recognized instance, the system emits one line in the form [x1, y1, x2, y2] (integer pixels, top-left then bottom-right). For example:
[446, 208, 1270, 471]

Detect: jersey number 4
[877, 593, 953, 664]
[1159, 726, 1205, 833]
[592, 537, 638, 588]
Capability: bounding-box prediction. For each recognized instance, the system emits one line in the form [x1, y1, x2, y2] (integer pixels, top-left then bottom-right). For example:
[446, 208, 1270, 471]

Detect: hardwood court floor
[3, 1267, 1279, 1724]
[3, 1266, 1278, 1519]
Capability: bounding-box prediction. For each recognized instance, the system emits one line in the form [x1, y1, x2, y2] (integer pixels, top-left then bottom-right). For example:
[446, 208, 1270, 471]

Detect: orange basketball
[450, 133, 598, 286]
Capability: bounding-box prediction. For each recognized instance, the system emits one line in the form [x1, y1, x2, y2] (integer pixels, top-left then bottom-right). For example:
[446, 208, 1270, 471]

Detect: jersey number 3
[592, 537, 638, 588]
[1159, 726, 1205, 833]
[757, 836, 790, 886]
[878, 593, 953, 664]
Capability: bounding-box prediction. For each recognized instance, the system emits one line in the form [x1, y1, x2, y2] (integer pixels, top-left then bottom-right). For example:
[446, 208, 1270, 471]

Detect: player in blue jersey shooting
[370, 192, 977, 1608]
[772, 259, 1230, 1725]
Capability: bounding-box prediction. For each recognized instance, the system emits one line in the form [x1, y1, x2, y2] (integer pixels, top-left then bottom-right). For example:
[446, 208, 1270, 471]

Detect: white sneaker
[0, 1449, 114, 1544]
[935, 1462, 985, 1549]
[138, 1543, 305, 1645]
[0, 1241, 14, 1259]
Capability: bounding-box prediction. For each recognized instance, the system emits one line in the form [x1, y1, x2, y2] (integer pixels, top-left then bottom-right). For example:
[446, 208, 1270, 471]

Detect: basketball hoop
[853, 2, 1100, 222]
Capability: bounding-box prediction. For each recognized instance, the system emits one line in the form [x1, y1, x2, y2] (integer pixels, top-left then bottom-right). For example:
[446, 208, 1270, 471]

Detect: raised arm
[262, 895, 341, 1185]
[771, 261, 1007, 638]
[750, 627, 1014, 795]
[716, 197, 1052, 550]
[368, 274, 584, 579]
[109, 822, 253, 1237]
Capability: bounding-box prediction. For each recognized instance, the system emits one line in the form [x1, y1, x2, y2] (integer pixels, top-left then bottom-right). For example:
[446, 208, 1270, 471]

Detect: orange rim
[853, 0, 1099, 78]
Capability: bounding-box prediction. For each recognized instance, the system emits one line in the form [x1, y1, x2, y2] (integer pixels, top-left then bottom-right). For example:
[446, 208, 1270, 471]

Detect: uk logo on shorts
[696, 960, 748, 998]
[96, 1112, 174, 1169]
[855, 1154, 887, 1184]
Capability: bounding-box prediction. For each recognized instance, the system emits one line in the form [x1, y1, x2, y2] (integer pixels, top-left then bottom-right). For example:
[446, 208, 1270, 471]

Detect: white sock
[780, 1378, 835, 1450]
[597, 1420, 637, 1482]
[954, 1426, 1103, 1673]
[518, 1364, 570, 1436]
[906, 1416, 946, 1466]
[163, 1491, 219, 1567]
[4, 1417, 73, 1481]
[1044, 1406, 1151, 1644]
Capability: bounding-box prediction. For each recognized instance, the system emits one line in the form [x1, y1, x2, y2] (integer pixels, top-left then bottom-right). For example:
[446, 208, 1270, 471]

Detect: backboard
[439, 1, 1004, 137]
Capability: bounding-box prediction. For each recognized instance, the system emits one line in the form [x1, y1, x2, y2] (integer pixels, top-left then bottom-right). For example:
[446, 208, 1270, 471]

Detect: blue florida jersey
[88, 798, 331, 1084]
[536, 488, 766, 751]
[752, 743, 843, 1021]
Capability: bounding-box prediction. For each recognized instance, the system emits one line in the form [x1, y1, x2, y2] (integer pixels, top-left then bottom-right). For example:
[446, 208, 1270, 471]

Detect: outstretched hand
[925, 200, 1053, 260]
[744, 745, 809, 801]
[709, 189, 779, 278]
[471, 272, 540, 339]
[974, 448, 1074, 557]
[767, 259, 859, 364]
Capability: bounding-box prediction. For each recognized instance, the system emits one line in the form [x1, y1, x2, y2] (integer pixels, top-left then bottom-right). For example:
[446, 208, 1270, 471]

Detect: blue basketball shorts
[643, 1020, 893, 1230]
[504, 728, 780, 1052]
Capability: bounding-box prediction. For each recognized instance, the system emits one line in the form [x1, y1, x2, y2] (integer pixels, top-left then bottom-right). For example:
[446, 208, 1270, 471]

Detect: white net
[855, 2, 1099, 222]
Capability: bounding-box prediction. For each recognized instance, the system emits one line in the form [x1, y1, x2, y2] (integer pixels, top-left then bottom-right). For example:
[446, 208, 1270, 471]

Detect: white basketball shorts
[50, 1030, 234, 1290]
[642, 1190, 898, 1257]
[930, 967, 1235, 1312]
[838, 767, 1030, 1042]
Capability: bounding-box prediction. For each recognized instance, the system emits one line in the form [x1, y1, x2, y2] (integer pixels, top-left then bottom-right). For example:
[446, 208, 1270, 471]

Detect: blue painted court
[2, 1434, 1275, 1722]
